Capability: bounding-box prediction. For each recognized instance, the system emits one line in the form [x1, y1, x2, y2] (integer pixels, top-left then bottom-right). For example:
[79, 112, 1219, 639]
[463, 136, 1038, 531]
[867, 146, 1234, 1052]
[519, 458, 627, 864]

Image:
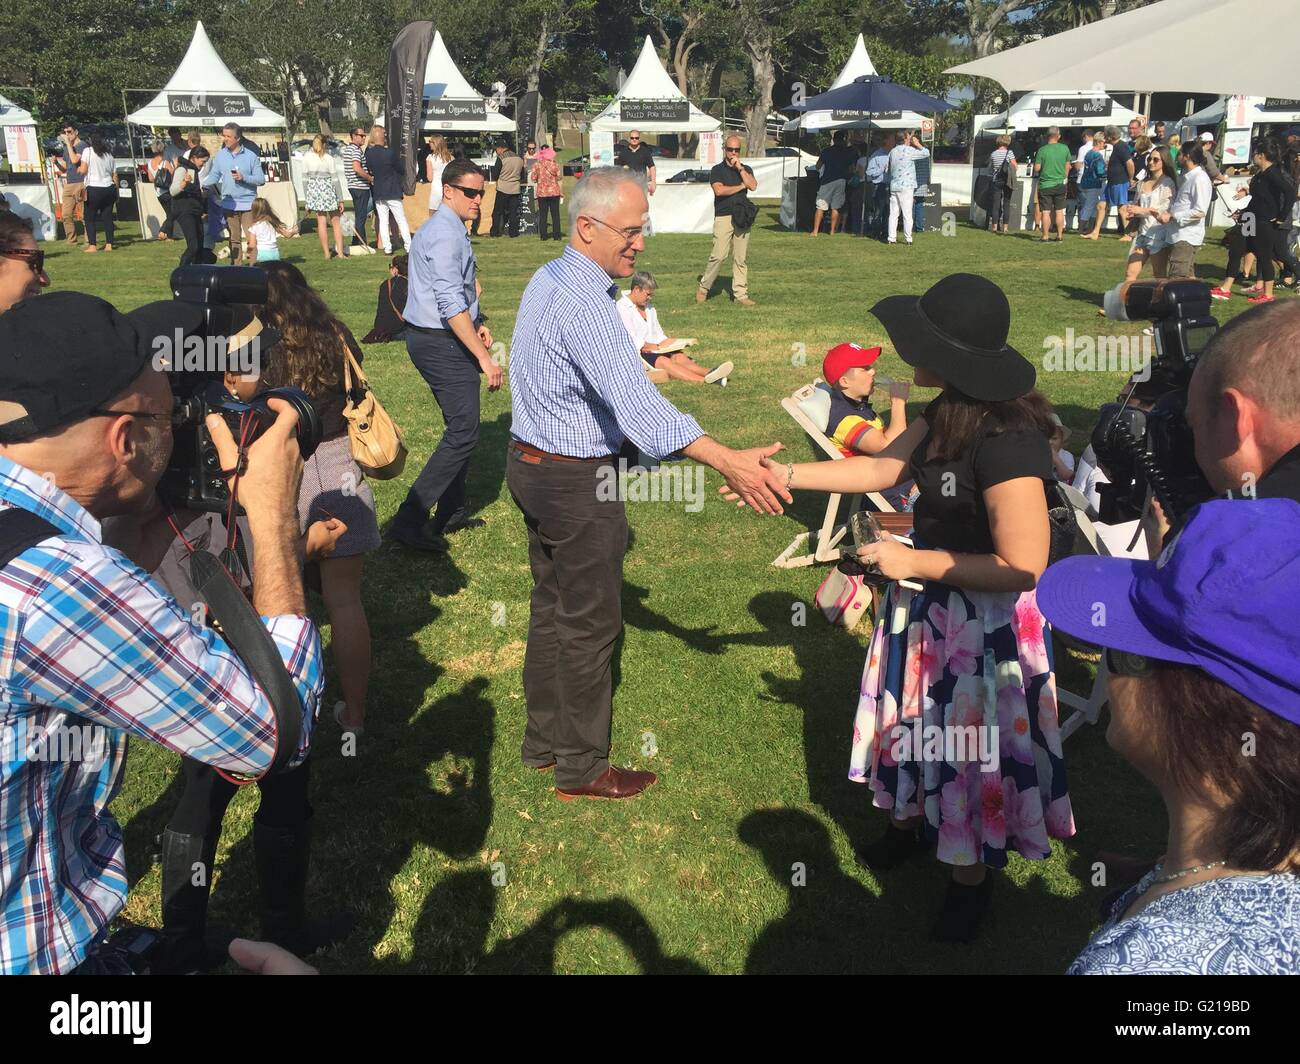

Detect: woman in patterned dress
[758, 273, 1074, 942]
[302, 134, 345, 259]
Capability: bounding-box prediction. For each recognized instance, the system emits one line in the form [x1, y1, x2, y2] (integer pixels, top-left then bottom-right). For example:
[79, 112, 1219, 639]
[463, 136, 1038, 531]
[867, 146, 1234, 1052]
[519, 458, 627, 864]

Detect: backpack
[153, 163, 172, 195]
[996, 151, 1016, 191]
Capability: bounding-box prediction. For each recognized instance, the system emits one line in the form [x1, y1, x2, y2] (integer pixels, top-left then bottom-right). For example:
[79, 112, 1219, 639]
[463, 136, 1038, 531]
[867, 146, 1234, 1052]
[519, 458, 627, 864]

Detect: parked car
[563, 155, 588, 178]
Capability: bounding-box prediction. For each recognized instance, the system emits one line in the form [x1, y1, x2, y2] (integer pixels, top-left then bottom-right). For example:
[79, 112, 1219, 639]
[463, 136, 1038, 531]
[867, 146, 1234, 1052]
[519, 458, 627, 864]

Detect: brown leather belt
[510, 440, 616, 464]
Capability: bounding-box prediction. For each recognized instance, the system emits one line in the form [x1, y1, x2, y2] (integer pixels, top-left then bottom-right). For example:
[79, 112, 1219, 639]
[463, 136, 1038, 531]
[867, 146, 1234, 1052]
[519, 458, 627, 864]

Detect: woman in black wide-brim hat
[749, 273, 1076, 942]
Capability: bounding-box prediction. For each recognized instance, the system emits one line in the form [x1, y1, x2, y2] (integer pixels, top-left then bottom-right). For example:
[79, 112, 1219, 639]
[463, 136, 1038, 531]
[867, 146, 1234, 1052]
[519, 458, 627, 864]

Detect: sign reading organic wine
[830, 110, 903, 121]
[423, 98, 488, 122]
[1037, 97, 1112, 119]
[1259, 98, 1300, 112]
[619, 99, 689, 124]
[167, 94, 250, 118]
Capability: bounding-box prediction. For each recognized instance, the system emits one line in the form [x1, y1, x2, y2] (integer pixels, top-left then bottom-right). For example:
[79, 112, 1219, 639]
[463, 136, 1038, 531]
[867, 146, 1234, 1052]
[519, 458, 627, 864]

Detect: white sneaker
[704, 360, 734, 385]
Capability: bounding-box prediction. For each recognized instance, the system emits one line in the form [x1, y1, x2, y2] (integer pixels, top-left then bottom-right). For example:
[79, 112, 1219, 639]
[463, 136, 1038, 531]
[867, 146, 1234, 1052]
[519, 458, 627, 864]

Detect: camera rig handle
[187, 550, 304, 781]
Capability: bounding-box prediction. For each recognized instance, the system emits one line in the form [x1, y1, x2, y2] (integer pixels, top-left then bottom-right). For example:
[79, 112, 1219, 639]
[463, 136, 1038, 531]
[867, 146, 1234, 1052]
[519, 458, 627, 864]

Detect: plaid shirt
[0, 458, 322, 974]
[509, 246, 704, 460]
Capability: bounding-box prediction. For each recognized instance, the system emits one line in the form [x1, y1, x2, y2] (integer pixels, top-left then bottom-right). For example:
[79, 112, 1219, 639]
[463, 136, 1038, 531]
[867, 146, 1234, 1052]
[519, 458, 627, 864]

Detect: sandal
[333, 700, 364, 736]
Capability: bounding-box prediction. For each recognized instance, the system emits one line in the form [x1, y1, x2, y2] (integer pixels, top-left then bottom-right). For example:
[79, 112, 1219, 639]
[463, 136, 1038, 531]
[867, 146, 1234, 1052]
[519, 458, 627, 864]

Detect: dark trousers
[491, 191, 520, 236]
[173, 198, 204, 266]
[846, 183, 865, 234]
[866, 183, 889, 237]
[159, 193, 177, 238]
[506, 444, 628, 788]
[538, 196, 561, 240]
[393, 327, 482, 533]
[349, 188, 372, 245]
[989, 186, 1013, 228]
[168, 755, 312, 837]
[1226, 220, 1300, 284]
[84, 185, 117, 246]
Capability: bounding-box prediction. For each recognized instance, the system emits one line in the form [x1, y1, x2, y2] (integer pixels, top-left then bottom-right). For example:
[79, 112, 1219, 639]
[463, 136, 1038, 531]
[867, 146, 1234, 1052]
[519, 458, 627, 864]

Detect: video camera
[158, 266, 321, 512]
[1091, 279, 1219, 523]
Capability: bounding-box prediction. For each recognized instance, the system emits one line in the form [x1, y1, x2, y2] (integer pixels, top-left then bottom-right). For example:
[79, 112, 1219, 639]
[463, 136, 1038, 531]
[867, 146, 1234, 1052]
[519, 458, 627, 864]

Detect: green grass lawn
[43, 211, 1255, 973]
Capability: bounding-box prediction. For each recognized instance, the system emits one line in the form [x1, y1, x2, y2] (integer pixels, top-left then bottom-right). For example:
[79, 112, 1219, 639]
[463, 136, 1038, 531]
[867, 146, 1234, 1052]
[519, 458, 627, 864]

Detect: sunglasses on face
[447, 184, 484, 199]
[1, 248, 45, 275]
[724, 146, 740, 153]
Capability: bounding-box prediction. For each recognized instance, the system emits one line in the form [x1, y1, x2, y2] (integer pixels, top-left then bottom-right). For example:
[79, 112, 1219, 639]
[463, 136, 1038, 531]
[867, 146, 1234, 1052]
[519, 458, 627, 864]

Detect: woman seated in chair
[617, 270, 732, 385]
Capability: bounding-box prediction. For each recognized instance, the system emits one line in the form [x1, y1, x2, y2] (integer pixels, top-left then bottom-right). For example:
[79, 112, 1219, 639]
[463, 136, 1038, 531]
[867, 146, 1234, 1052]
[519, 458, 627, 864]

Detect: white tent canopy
[590, 37, 721, 134]
[981, 90, 1143, 133]
[782, 35, 930, 133]
[127, 21, 284, 127]
[948, 0, 1300, 99]
[1184, 95, 1300, 128]
[0, 94, 36, 128]
[421, 30, 514, 133]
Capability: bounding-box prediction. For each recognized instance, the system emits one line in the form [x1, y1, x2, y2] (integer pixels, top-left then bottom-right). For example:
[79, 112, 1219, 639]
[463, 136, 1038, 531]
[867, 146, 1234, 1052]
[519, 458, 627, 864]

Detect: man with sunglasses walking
[389, 159, 502, 552]
[698, 134, 758, 305]
[55, 124, 88, 245]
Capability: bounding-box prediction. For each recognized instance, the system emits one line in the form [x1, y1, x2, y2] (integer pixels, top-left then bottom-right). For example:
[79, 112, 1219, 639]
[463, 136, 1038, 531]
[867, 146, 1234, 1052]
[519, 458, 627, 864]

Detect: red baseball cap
[822, 342, 881, 385]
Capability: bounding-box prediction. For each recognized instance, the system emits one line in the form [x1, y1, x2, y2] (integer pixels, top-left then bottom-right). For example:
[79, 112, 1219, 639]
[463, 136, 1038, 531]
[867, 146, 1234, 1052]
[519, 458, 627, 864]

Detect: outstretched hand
[717, 443, 791, 514]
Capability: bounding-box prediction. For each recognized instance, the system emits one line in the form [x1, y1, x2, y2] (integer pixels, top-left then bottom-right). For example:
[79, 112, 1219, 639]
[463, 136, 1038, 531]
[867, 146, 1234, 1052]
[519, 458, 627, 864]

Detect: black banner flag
[386, 21, 436, 198]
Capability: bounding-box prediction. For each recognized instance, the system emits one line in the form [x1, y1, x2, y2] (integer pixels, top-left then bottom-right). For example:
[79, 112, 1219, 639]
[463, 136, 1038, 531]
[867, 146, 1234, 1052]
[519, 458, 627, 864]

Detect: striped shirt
[340, 143, 370, 190]
[0, 458, 322, 974]
[509, 246, 704, 460]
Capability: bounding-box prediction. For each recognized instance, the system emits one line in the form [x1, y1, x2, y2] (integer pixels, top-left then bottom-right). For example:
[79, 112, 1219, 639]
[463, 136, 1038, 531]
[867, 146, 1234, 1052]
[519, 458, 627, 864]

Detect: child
[822, 342, 916, 510]
[246, 198, 296, 263]
[1049, 413, 1076, 482]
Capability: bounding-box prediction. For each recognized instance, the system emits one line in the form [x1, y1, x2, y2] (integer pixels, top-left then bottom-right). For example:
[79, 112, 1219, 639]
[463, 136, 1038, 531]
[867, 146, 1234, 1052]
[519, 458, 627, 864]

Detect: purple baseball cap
[1037, 498, 1300, 726]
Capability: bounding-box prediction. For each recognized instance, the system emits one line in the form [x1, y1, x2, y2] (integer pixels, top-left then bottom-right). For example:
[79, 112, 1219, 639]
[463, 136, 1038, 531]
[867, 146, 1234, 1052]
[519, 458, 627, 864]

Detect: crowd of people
[2, 107, 1298, 978]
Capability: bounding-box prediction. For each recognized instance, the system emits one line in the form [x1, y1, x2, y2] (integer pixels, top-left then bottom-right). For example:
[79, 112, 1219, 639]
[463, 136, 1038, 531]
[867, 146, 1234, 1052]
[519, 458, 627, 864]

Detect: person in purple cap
[1038, 498, 1300, 974]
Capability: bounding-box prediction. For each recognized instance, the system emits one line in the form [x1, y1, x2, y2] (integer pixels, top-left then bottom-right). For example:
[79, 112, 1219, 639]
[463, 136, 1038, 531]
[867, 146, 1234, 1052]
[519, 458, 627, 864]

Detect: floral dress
[848, 413, 1075, 868]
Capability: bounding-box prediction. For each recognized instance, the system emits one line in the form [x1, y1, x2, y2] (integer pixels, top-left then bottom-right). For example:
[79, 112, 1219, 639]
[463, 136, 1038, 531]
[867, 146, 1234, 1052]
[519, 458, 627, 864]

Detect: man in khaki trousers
[698, 134, 758, 306]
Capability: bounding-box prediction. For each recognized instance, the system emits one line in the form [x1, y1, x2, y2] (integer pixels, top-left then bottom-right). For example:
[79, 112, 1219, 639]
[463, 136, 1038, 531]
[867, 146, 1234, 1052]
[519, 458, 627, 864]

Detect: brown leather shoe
[556, 765, 657, 801]
[735, 296, 757, 307]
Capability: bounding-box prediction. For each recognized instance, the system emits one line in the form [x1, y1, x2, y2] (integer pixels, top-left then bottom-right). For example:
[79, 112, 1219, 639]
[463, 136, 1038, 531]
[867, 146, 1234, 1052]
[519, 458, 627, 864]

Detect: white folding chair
[772, 379, 897, 569]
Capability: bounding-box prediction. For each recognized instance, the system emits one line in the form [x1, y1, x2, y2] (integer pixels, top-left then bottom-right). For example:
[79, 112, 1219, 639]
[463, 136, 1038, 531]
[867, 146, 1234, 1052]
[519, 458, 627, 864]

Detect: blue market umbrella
[789, 75, 953, 117]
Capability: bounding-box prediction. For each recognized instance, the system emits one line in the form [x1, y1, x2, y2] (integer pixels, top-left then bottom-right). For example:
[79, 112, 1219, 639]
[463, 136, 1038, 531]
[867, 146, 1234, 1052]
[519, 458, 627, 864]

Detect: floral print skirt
[849, 580, 1075, 868]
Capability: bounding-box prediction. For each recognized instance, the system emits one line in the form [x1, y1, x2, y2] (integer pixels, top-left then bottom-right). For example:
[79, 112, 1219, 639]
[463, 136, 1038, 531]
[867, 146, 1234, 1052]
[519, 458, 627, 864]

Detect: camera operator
[0, 292, 323, 975]
[1186, 300, 1300, 504]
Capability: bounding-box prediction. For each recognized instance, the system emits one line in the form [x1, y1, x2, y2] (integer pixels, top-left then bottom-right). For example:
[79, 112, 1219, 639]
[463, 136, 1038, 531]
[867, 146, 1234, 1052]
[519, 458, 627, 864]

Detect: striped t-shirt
[340, 143, 370, 190]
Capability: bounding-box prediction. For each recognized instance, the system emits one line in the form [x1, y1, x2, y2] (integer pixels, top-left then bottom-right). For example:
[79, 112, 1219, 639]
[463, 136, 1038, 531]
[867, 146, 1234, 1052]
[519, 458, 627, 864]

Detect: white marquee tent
[981, 89, 1143, 133]
[126, 21, 285, 128]
[0, 91, 54, 239]
[590, 37, 721, 134]
[0, 94, 36, 128]
[1183, 95, 1300, 129]
[781, 35, 930, 133]
[421, 30, 515, 133]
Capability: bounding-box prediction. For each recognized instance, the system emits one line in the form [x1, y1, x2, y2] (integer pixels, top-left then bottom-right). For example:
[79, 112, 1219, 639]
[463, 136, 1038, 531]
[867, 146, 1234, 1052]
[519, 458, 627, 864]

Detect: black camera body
[1092, 280, 1219, 524]
[158, 266, 322, 513]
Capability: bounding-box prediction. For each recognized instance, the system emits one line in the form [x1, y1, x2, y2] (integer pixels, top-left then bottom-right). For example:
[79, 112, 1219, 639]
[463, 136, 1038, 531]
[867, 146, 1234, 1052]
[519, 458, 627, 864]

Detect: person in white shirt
[616, 271, 732, 385]
[79, 131, 118, 253]
[426, 135, 453, 212]
[886, 131, 929, 245]
[1156, 141, 1214, 278]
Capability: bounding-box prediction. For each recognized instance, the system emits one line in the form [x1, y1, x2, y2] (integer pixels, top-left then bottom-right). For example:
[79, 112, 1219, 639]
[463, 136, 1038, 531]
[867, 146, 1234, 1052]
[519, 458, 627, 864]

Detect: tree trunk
[744, 34, 776, 154]
[526, 12, 550, 93]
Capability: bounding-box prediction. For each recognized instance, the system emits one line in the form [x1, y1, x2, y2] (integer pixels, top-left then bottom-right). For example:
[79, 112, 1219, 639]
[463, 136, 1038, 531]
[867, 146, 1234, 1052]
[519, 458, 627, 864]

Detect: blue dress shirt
[204, 143, 266, 211]
[405, 205, 480, 330]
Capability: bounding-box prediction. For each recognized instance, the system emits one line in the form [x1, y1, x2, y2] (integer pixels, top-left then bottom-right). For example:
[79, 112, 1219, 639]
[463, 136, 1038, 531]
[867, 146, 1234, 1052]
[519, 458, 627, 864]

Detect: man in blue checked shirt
[0, 293, 322, 974]
[203, 122, 266, 266]
[508, 167, 792, 802]
[389, 158, 503, 552]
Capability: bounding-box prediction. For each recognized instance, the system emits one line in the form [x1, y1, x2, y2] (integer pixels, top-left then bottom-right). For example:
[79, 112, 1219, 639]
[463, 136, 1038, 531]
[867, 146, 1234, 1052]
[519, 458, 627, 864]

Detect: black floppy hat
[0, 291, 204, 442]
[870, 273, 1036, 402]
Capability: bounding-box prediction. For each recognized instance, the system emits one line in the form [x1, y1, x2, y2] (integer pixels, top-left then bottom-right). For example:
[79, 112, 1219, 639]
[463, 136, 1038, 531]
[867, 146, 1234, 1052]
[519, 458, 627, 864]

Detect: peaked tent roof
[422, 30, 514, 132]
[590, 37, 721, 133]
[127, 21, 284, 128]
[0, 94, 36, 127]
[782, 35, 933, 132]
[980, 89, 1142, 133]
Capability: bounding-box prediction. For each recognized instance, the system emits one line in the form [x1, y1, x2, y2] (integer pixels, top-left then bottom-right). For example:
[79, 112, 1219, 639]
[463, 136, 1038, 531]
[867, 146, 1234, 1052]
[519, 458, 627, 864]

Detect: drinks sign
[1037, 97, 1112, 119]
[424, 98, 488, 122]
[167, 94, 250, 119]
[619, 99, 689, 124]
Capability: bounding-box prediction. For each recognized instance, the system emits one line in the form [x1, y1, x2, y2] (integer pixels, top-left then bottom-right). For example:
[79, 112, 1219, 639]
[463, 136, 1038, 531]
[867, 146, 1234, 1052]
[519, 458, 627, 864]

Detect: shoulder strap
[0, 509, 61, 570]
[386, 278, 405, 323]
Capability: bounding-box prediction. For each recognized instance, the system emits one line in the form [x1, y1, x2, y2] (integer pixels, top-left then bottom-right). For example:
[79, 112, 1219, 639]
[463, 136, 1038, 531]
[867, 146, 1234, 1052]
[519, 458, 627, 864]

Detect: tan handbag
[340, 340, 407, 480]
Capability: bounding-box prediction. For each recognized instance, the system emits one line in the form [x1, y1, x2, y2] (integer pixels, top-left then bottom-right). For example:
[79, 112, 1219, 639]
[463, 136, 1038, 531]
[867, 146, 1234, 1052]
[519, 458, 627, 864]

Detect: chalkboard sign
[167, 94, 250, 119]
[619, 99, 689, 124]
[424, 98, 488, 123]
[1036, 97, 1112, 119]
[830, 110, 902, 122]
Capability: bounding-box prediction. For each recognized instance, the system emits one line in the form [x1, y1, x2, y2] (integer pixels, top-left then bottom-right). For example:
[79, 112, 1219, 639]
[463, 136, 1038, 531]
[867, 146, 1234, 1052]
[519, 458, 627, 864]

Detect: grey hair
[1104, 125, 1121, 141]
[568, 166, 646, 229]
[222, 122, 243, 139]
[1046, 125, 1060, 138]
[630, 270, 657, 292]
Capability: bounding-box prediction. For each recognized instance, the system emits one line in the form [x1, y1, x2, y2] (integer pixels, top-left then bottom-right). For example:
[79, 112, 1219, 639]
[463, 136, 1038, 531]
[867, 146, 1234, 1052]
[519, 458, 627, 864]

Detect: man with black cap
[0, 292, 323, 974]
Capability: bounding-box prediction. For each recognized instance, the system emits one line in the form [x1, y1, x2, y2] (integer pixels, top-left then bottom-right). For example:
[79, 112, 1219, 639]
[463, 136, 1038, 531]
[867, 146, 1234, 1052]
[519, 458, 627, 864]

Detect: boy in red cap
[822, 342, 910, 457]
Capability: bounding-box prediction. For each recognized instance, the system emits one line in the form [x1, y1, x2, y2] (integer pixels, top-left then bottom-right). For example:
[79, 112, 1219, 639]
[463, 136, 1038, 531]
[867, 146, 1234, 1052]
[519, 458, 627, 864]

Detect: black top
[617, 143, 656, 173]
[1258, 442, 1300, 503]
[1246, 165, 1297, 227]
[710, 161, 754, 216]
[1107, 140, 1133, 186]
[364, 275, 407, 342]
[908, 399, 1053, 554]
[365, 145, 403, 201]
